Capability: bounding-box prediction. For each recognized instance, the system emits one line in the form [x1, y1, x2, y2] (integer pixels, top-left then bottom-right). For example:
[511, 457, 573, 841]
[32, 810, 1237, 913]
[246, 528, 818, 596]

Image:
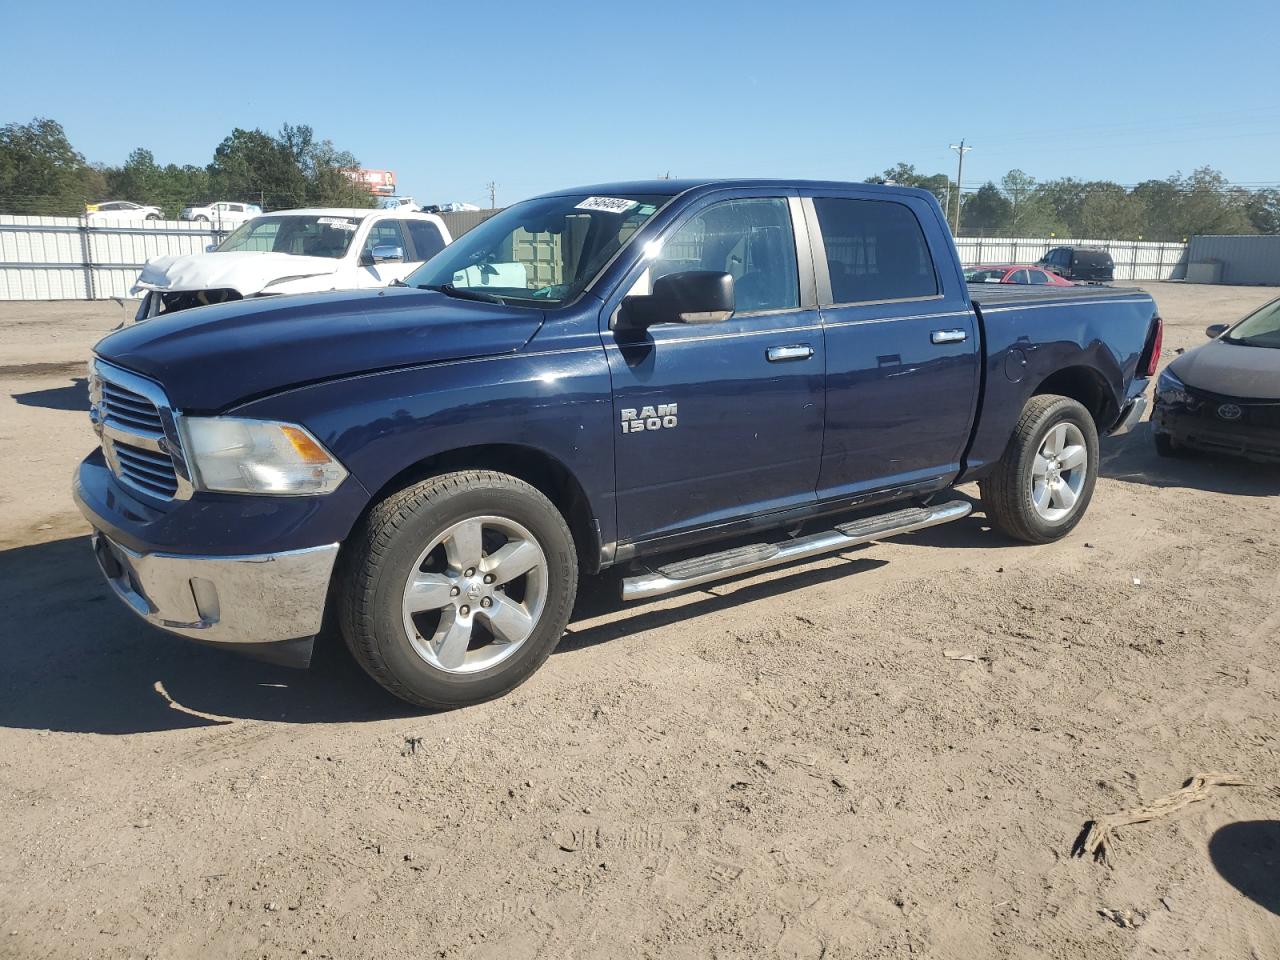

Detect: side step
[620, 500, 971, 601]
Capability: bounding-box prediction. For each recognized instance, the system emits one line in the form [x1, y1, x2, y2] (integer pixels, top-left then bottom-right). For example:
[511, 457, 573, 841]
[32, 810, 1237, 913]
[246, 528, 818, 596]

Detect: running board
[620, 500, 972, 601]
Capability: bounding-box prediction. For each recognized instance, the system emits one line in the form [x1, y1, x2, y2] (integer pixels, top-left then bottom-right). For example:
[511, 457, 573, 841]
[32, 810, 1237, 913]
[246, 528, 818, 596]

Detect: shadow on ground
[1209, 821, 1280, 916]
[0, 534, 892, 734]
[12, 376, 89, 412]
[1102, 421, 1280, 496]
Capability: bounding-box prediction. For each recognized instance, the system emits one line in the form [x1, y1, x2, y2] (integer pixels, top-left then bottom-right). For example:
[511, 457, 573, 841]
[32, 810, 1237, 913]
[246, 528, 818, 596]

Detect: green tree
[866, 162, 952, 208]
[1245, 188, 1280, 235]
[0, 117, 101, 215]
[208, 127, 308, 209]
[1078, 183, 1146, 239]
[959, 182, 1011, 236]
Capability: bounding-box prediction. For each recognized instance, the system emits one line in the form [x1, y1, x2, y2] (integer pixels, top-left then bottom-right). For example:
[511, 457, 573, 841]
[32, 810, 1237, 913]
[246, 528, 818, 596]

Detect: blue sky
[3, 0, 1278, 206]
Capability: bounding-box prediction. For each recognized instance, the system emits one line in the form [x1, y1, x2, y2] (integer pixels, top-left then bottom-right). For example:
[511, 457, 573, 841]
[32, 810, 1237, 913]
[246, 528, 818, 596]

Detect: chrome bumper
[1110, 394, 1149, 437]
[90, 532, 339, 647]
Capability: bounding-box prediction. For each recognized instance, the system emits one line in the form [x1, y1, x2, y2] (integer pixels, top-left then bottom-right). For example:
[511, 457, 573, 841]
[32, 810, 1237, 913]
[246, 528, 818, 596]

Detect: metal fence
[1185, 235, 1280, 286]
[2, 213, 1186, 301]
[953, 237, 1188, 281]
[0, 210, 505, 301]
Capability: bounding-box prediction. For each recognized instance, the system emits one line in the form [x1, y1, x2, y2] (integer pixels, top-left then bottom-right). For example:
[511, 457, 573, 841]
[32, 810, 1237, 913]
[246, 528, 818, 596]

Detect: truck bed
[967, 283, 1147, 309]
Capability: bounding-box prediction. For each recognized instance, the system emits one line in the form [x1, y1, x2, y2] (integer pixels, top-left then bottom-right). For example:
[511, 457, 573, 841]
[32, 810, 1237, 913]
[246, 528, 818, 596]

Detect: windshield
[217, 215, 364, 259]
[965, 267, 1007, 283]
[405, 193, 670, 305]
[1225, 298, 1280, 349]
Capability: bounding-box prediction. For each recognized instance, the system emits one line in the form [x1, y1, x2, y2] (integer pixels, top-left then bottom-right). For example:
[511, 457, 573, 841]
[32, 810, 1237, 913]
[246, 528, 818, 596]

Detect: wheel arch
[358, 443, 605, 574]
[1030, 364, 1119, 430]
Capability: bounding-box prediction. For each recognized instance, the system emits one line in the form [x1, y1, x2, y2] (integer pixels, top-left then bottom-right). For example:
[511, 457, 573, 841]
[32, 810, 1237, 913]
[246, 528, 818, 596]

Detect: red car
[964, 264, 1075, 286]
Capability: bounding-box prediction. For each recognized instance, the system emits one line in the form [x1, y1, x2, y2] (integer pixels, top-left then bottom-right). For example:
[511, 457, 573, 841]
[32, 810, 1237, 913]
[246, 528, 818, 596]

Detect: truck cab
[76, 179, 1160, 709]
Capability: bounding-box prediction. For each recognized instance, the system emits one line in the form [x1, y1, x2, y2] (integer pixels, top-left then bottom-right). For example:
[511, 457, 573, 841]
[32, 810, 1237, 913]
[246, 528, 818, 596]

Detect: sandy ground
[1, 283, 1278, 959]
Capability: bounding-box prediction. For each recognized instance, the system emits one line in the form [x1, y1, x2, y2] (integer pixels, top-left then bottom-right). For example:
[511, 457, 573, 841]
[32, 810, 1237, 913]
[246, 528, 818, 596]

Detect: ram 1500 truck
[74, 179, 1161, 708]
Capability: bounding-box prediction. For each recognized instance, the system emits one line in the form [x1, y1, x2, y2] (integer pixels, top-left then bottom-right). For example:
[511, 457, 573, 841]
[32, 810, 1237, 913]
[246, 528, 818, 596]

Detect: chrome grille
[100, 380, 165, 434]
[89, 360, 189, 502]
[112, 441, 180, 498]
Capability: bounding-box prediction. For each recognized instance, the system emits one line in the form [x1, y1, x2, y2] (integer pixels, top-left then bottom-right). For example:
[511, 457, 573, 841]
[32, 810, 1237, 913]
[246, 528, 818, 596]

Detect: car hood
[95, 287, 545, 411]
[1170, 337, 1280, 399]
[131, 251, 343, 296]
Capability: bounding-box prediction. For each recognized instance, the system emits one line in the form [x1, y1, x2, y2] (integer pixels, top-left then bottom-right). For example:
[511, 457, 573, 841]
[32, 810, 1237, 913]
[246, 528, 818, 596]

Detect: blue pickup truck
[75, 179, 1161, 708]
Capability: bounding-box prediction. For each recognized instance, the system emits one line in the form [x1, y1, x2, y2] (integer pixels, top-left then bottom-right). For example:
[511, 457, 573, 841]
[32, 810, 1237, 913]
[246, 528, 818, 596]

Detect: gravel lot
[1, 283, 1278, 959]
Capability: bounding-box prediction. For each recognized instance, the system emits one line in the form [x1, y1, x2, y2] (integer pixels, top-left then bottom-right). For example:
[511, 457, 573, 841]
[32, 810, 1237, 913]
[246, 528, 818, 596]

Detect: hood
[1170, 337, 1280, 399]
[95, 287, 545, 411]
[132, 251, 342, 297]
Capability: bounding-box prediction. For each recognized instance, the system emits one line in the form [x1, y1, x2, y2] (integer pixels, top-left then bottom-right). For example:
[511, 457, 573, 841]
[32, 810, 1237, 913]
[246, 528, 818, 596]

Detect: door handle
[930, 329, 968, 344]
[766, 344, 814, 362]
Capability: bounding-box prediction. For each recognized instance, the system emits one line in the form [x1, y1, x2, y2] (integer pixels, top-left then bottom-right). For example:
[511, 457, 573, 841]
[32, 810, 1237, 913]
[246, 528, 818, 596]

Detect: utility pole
[948, 140, 973, 235]
[485, 181, 497, 209]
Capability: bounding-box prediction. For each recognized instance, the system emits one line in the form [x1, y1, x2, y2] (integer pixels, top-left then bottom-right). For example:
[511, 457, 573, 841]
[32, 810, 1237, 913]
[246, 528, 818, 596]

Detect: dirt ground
[1, 283, 1278, 960]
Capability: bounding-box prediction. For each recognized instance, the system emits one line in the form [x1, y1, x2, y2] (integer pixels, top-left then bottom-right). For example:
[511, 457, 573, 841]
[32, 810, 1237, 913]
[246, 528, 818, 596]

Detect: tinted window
[813, 198, 938, 303]
[363, 220, 407, 263]
[1009, 269, 1031, 284]
[654, 198, 798, 313]
[1029, 270, 1050, 284]
[406, 220, 447, 261]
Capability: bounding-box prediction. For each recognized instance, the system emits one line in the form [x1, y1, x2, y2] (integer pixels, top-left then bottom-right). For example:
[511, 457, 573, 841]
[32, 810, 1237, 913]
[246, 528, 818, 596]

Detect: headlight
[1156, 368, 1191, 405]
[181, 417, 348, 495]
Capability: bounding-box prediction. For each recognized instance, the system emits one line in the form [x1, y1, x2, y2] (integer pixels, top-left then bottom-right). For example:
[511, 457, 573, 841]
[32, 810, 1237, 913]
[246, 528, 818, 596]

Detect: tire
[338, 470, 578, 709]
[980, 394, 1100, 544]
[1153, 431, 1185, 458]
[194, 215, 208, 222]
[145, 213, 160, 221]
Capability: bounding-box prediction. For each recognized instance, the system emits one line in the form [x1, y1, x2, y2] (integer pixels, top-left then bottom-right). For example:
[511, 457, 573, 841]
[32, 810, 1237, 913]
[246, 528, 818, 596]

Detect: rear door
[802, 189, 980, 499]
[604, 191, 826, 544]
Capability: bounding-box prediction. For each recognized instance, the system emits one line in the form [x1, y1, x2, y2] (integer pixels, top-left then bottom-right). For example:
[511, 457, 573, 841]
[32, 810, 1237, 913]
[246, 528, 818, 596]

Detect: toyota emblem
[1217, 403, 1243, 421]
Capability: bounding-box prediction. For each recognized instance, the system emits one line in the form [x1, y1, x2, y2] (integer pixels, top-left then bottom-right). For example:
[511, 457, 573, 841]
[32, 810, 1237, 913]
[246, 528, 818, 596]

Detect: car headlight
[181, 417, 348, 495]
[1156, 368, 1191, 405]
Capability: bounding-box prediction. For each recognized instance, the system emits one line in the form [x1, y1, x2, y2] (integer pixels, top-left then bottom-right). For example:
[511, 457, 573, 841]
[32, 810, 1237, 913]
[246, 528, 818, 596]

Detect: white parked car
[85, 201, 164, 222]
[132, 208, 453, 318]
[179, 201, 263, 228]
[378, 196, 418, 211]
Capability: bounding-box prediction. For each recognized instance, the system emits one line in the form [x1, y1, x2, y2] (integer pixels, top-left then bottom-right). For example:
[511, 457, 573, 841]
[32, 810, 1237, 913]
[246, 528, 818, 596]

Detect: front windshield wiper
[418, 282, 504, 304]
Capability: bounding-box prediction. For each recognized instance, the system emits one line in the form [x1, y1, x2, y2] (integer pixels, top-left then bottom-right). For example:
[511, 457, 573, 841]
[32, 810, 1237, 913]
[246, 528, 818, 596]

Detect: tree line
[866, 162, 1279, 241]
[0, 117, 378, 217]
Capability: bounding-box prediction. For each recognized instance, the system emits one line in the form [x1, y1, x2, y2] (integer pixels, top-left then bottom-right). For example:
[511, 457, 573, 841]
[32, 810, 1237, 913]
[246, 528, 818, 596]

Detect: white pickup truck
[132, 208, 453, 318]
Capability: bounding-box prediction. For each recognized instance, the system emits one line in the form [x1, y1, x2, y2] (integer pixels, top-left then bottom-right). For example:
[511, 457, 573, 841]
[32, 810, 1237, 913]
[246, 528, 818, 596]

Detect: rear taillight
[1141, 316, 1163, 377]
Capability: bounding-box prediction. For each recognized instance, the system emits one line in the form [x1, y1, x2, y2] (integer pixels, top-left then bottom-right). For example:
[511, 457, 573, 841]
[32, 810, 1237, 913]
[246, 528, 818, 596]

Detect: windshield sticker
[318, 217, 357, 230]
[575, 196, 639, 214]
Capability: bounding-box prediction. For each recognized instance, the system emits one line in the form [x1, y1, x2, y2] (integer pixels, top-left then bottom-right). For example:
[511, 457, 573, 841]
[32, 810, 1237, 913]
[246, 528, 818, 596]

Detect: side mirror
[371, 244, 405, 264]
[617, 271, 735, 332]
[1206, 323, 1229, 339]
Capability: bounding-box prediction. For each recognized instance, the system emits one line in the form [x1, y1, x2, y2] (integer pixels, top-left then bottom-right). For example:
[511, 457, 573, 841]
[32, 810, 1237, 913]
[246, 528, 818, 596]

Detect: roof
[259, 208, 380, 218]
[532, 178, 941, 203]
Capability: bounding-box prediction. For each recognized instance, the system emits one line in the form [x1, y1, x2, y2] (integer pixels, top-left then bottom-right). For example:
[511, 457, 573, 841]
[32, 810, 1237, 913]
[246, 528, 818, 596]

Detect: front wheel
[339, 470, 578, 709]
[980, 394, 1099, 544]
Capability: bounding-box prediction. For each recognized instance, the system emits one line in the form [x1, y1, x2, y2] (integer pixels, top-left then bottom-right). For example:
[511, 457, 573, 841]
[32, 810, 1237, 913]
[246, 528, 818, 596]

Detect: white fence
[0, 215, 230, 300]
[954, 236, 1188, 281]
[0, 215, 1191, 301]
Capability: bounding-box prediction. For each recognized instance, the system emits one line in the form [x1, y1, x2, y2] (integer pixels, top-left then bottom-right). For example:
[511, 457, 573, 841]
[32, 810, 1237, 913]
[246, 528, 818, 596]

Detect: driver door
[605, 192, 825, 546]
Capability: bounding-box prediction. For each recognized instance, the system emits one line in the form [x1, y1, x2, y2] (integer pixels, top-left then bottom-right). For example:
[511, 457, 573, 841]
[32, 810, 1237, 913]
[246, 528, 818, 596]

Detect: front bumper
[1153, 401, 1280, 463]
[88, 531, 339, 648]
[87, 526, 339, 667]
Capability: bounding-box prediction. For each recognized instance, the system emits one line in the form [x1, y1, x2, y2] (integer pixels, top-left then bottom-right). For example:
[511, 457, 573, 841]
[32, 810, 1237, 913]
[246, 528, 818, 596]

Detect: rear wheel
[980, 394, 1099, 544]
[339, 471, 578, 709]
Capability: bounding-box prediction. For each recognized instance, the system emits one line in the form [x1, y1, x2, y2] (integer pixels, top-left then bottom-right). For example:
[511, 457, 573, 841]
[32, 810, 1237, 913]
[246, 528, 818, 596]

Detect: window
[217, 215, 361, 258]
[406, 220, 447, 262]
[652, 198, 798, 313]
[362, 220, 407, 264]
[229, 203, 244, 213]
[1009, 269, 1031, 284]
[406, 194, 668, 304]
[813, 198, 937, 303]
[1029, 270, 1050, 285]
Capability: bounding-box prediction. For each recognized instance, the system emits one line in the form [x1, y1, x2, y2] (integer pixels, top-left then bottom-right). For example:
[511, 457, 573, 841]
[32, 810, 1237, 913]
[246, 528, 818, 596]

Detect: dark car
[1037, 246, 1115, 283]
[1152, 297, 1280, 462]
